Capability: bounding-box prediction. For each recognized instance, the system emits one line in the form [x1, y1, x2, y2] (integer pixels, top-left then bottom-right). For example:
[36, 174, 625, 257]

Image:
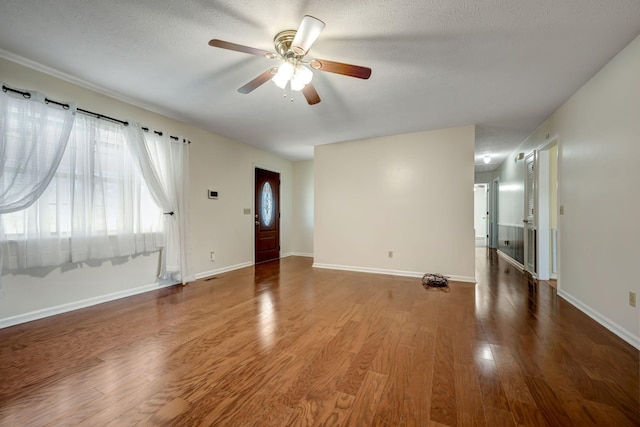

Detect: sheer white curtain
[0, 84, 76, 274]
[125, 123, 191, 284]
[66, 115, 164, 262]
[1, 114, 164, 269]
[0, 84, 76, 213]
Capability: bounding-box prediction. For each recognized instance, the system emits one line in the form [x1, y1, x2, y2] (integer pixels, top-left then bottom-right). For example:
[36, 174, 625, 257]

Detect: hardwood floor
[1, 249, 638, 426]
[542, 279, 557, 290]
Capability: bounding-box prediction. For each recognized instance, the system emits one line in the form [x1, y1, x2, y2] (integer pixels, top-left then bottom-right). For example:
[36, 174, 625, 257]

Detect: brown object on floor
[0, 249, 637, 426]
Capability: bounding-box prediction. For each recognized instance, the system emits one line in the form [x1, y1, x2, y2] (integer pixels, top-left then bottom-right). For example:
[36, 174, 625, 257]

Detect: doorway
[474, 184, 489, 247]
[255, 168, 280, 264]
[490, 178, 499, 249]
[536, 139, 558, 280]
[523, 151, 537, 278]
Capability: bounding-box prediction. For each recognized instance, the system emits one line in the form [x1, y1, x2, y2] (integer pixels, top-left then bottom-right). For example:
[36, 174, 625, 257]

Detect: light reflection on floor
[257, 291, 277, 351]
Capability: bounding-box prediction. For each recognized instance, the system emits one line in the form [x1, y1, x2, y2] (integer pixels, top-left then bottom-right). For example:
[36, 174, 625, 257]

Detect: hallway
[473, 248, 638, 425]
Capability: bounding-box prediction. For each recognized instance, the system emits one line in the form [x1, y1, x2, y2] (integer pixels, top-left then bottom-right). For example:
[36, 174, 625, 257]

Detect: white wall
[314, 126, 476, 282]
[494, 35, 640, 347]
[554, 34, 640, 345]
[291, 160, 314, 256]
[189, 131, 292, 276]
[0, 57, 293, 326]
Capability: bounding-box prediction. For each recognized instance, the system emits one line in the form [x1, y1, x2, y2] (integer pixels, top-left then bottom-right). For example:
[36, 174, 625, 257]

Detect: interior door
[524, 152, 537, 277]
[255, 168, 280, 264]
[474, 184, 488, 247]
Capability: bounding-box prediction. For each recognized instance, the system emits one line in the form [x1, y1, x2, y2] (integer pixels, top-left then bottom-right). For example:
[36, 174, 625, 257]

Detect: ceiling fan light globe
[295, 65, 313, 84]
[290, 80, 305, 91]
[272, 73, 288, 89]
[276, 62, 295, 80]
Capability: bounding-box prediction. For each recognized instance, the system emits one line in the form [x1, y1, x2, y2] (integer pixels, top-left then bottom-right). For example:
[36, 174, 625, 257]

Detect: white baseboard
[194, 261, 253, 280]
[497, 250, 525, 271]
[0, 281, 176, 330]
[557, 290, 640, 350]
[283, 252, 314, 258]
[312, 263, 476, 283]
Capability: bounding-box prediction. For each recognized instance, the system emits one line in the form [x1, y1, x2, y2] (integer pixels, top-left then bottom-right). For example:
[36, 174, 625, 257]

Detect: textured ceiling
[1, 1, 639, 173]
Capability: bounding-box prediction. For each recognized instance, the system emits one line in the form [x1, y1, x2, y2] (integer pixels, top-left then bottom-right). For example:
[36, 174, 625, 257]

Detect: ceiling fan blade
[309, 59, 372, 79]
[238, 68, 277, 94]
[291, 16, 326, 55]
[209, 39, 273, 57]
[301, 84, 321, 105]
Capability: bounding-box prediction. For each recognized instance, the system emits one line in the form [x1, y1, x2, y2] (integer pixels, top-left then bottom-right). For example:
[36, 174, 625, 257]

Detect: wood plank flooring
[0, 249, 638, 426]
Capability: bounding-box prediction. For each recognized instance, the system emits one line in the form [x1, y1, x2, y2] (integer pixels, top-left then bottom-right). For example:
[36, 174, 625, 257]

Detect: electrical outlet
[629, 292, 636, 308]
[388, 251, 393, 258]
[210, 251, 215, 262]
[559, 205, 565, 215]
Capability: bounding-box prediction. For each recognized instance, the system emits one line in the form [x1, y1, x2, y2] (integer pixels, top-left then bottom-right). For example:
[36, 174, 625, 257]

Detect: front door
[255, 168, 280, 264]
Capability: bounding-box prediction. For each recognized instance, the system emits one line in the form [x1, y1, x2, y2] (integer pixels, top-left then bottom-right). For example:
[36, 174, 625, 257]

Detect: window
[1, 114, 164, 269]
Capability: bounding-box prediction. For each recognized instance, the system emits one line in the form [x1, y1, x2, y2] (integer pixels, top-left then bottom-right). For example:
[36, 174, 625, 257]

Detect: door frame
[490, 178, 499, 249]
[474, 183, 489, 247]
[252, 164, 282, 264]
[535, 135, 559, 280]
[523, 151, 537, 278]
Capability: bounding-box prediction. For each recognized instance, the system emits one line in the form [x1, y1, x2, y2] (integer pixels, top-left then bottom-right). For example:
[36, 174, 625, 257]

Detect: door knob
[255, 221, 260, 225]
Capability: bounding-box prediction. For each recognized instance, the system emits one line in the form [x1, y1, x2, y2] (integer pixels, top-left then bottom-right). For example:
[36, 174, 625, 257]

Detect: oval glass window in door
[261, 182, 274, 226]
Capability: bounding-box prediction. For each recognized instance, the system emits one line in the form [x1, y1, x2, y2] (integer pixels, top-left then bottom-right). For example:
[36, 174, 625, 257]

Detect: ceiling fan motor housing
[273, 30, 303, 60]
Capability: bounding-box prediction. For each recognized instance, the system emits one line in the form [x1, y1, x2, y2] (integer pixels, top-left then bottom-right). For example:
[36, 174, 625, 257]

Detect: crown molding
[0, 48, 187, 125]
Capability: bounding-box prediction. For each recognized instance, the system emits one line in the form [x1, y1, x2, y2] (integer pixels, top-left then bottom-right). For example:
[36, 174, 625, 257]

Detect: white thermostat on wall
[208, 190, 218, 199]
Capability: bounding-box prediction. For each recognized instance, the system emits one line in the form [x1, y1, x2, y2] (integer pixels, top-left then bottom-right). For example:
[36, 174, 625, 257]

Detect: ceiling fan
[209, 15, 372, 105]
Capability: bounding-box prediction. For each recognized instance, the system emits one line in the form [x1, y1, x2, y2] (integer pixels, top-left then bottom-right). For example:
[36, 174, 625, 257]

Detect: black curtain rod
[2, 84, 190, 144]
[140, 127, 184, 142]
[2, 84, 128, 125]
